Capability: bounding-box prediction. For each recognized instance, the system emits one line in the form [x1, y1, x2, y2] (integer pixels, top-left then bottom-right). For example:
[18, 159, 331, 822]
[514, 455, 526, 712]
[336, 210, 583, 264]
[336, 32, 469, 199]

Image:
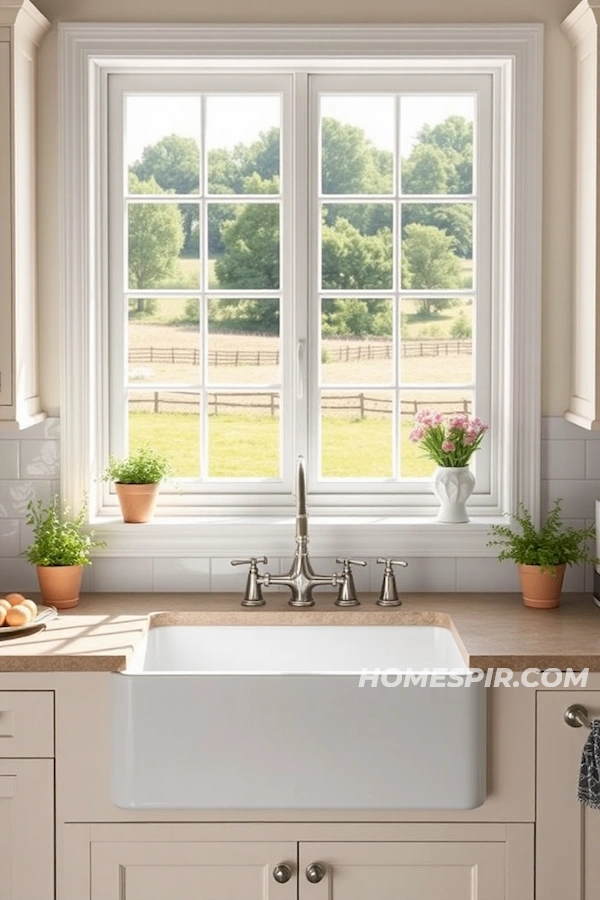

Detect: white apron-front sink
[111, 624, 486, 811]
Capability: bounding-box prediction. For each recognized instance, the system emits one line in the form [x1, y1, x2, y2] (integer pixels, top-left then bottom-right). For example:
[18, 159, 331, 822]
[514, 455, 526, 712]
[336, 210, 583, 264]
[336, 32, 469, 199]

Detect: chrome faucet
[261, 457, 341, 607]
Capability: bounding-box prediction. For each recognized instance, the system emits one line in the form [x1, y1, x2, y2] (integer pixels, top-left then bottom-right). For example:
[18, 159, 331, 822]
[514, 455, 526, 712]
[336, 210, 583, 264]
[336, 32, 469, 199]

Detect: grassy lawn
[129, 412, 434, 479]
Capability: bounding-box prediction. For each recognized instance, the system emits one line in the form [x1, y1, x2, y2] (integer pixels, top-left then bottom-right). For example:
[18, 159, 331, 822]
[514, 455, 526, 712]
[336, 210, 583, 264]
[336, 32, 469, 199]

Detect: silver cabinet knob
[305, 862, 326, 883]
[273, 864, 293, 883]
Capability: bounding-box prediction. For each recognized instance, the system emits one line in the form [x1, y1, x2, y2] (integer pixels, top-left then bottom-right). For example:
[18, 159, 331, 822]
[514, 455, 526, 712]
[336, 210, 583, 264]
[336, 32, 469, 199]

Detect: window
[60, 25, 542, 555]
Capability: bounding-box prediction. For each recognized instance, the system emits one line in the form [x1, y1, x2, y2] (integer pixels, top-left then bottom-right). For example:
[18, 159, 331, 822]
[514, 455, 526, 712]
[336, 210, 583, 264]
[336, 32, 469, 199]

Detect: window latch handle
[297, 339, 306, 400]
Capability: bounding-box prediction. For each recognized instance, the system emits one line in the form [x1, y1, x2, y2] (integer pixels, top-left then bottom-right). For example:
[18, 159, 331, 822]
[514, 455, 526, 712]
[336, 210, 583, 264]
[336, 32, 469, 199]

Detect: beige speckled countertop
[0, 591, 598, 672]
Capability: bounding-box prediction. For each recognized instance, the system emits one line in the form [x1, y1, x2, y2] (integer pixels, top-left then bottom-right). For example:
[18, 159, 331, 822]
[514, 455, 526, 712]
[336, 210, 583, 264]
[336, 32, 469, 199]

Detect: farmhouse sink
[111, 624, 486, 810]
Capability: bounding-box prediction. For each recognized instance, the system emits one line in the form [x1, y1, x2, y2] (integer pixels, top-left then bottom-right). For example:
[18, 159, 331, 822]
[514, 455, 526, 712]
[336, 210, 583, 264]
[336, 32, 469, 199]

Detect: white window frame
[59, 23, 542, 559]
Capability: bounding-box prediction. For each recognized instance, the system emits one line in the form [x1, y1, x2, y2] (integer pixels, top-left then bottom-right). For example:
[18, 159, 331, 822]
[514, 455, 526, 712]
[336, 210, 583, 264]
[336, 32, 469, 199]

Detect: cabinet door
[0, 759, 54, 900]
[299, 840, 516, 900]
[537, 690, 600, 900]
[90, 838, 297, 900]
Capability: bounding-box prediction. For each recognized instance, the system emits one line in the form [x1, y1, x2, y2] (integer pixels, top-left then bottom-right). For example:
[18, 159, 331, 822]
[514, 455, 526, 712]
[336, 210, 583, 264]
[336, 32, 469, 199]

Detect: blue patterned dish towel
[578, 719, 600, 809]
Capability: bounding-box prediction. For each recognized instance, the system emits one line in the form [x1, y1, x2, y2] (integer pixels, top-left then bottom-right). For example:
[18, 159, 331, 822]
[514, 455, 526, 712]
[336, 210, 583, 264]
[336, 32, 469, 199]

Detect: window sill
[89, 514, 505, 558]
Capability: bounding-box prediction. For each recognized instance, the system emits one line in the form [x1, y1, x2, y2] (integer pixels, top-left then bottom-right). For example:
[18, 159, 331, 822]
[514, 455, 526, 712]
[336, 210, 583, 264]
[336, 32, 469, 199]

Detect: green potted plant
[487, 499, 597, 608]
[23, 495, 105, 609]
[102, 445, 172, 523]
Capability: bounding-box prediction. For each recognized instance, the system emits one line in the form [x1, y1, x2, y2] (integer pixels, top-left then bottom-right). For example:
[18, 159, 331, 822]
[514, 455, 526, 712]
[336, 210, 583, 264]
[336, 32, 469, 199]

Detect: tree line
[128, 114, 473, 336]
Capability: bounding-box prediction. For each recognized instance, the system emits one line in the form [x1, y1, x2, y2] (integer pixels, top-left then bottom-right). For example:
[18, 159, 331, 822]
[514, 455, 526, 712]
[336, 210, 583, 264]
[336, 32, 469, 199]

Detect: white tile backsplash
[0, 442, 20, 480]
[92, 557, 153, 592]
[19, 440, 60, 478]
[1, 415, 599, 593]
[380, 557, 457, 593]
[456, 557, 521, 592]
[541, 479, 600, 519]
[0, 480, 52, 518]
[153, 558, 211, 592]
[0, 557, 41, 592]
[542, 439, 585, 480]
[0, 519, 21, 558]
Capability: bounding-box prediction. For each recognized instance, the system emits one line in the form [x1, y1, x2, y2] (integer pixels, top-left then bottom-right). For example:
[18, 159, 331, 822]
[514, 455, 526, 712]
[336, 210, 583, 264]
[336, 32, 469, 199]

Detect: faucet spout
[296, 456, 308, 540]
[259, 455, 340, 607]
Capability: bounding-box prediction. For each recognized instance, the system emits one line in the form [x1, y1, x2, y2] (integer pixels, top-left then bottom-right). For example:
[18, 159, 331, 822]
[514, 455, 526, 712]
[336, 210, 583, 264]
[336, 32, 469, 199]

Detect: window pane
[321, 204, 393, 290]
[208, 299, 280, 386]
[321, 390, 393, 478]
[321, 299, 393, 385]
[320, 96, 394, 195]
[128, 298, 201, 386]
[399, 389, 473, 478]
[128, 390, 200, 478]
[208, 392, 280, 478]
[401, 203, 473, 290]
[127, 202, 199, 290]
[207, 203, 280, 290]
[125, 95, 200, 193]
[400, 96, 474, 195]
[206, 95, 281, 195]
[400, 298, 473, 385]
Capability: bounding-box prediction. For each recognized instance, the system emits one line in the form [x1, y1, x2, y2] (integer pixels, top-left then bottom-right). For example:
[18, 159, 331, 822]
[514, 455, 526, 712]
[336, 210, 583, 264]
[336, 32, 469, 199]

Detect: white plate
[0, 606, 58, 638]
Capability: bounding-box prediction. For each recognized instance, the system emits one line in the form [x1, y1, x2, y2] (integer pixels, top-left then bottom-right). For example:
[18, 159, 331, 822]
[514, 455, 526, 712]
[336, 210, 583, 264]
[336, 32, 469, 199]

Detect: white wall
[35, 0, 576, 416]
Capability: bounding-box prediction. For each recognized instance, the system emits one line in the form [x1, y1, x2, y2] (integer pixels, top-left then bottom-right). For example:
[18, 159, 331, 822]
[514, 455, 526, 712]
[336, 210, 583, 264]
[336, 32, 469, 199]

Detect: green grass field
[129, 412, 434, 479]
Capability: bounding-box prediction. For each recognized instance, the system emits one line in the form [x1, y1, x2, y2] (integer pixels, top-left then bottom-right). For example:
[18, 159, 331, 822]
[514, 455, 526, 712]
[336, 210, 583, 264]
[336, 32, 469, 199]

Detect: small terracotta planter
[518, 563, 566, 609]
[115, 482, 160, 523]
[36, 565, 84, 609]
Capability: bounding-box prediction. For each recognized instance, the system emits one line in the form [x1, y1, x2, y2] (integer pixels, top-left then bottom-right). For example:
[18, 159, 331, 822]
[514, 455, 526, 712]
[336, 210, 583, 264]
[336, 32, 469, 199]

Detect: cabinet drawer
[0, 691, 53, 757]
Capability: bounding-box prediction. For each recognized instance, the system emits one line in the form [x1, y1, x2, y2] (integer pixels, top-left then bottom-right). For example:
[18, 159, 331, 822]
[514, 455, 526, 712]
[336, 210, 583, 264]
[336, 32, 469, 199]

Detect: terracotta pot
[115, 482, 160, 523]
[518, 563, 566, 609]
[36, 565, 84, 609]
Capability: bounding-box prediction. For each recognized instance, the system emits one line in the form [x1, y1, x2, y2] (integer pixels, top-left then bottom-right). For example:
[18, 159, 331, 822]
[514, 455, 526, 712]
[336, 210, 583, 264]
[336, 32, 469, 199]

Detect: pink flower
[409, 426, 425, 443]
[464, 432, 476, 446]
[442, 440, 455, 453]
[449, 414, 469, 430]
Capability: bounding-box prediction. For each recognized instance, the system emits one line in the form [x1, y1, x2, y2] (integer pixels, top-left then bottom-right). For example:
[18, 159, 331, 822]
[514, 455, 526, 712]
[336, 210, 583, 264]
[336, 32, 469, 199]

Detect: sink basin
[111, 624, 486, 810]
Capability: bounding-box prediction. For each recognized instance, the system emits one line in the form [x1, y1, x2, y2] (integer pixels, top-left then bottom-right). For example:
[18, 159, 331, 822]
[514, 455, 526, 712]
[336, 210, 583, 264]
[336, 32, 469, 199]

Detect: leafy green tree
[402, 223, 461, 316]
[321, 218, 392, 290]
[450, 310, 472, 339]
[131, 135, 200, 255]
[401, 116, 474, 258]
[133, 134, 199, 194]
[128, 173, 184, 304]
[208, 298, 280, 334]
[417, 115, 473, 194]
[321, 117, 392, 195]
[321, 298, 392, 337]
[401, 144, 449, 195]
[214, 174, 280, 290]
[206, 128, 280, 258]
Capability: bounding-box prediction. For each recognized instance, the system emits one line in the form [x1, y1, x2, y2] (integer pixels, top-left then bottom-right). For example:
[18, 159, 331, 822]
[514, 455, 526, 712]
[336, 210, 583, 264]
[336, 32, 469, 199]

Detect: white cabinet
[0, 0, 49, 429]
[537, 690, 600, 900]
[0, 691, 54, 900]
[300, 836, 532, 900]
[561, 1, 600, 429]
[62, 824, 533, 900]
[0, 759, 54, 900]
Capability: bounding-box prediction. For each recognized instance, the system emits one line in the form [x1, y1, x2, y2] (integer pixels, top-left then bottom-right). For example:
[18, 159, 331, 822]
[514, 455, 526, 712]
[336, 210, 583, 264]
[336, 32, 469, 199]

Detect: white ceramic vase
[432, 465, 476, 523]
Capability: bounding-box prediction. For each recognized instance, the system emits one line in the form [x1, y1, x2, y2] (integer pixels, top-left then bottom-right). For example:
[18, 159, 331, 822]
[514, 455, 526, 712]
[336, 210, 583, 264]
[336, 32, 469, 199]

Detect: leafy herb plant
[23, 496, 105, 567]
[101, 446, 172, 484]
[487, 499, 598, 575]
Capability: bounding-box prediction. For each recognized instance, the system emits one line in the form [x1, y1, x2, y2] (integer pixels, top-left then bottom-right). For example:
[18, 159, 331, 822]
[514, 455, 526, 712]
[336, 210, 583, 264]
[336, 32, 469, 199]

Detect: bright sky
[125, 93, 474, 164]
